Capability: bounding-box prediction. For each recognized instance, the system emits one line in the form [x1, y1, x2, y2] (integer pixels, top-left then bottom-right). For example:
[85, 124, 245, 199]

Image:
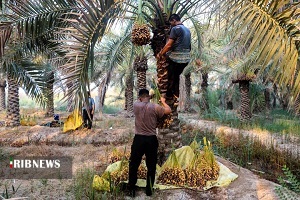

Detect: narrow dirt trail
[179, 113, 300, 159]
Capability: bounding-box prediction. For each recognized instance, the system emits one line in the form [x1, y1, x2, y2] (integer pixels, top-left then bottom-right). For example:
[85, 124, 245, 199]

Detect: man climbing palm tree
[157, 14, 191, 100]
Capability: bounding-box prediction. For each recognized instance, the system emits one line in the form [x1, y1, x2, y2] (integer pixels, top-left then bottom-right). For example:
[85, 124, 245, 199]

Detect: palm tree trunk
[45, 72, 54, 117]
[178, 73, 191, 112]
[157, 100, 181, 165]
[272, 84, 277, 108]
[134, 55, 148, 91]
[66, 82, 74, 112]
[184, 73, 191, 111]
[239, 80, 251, 121]
[201, 72, 209, 111]
[264, 87, 271, 111]
[137, 71, 146, 90]
[294, 94, 300, 116]
[124, 89, 128, 111]
[125, 72, 134, 117]
[178, 75, 185, 112]
[152, 15, 182, 163]
[0, 79, 6, 111]
[6, 75, 20, 127]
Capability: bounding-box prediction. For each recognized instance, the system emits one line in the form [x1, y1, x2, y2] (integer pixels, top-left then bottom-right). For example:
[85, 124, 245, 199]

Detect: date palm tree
[0, 0, 78, 126]
[128, 0, 206, 160]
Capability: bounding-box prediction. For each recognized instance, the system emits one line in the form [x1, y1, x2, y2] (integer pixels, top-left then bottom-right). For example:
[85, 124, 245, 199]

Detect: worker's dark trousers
[128, 134, 158, 192]
[166, 59, 189, 98]
[82, 109, 93, 129]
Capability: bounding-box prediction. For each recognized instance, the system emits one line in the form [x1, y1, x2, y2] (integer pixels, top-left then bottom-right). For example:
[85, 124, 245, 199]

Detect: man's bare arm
[160, 97, 171, 115]
[157, 39, 174, 58]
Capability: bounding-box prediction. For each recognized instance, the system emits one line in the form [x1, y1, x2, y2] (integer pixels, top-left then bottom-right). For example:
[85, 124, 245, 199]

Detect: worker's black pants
[128, 134, 158, 193]
[82, 109, 93, 129]
[166, 59, 189, 98]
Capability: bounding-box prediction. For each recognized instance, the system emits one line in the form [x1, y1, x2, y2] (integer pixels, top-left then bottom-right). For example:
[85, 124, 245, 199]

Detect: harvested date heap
[102, 138, 220, 190]
[157, 138, 220, 190]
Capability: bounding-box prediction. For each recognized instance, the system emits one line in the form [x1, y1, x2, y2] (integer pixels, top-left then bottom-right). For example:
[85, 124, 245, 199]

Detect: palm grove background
[1, 0, 300, 158]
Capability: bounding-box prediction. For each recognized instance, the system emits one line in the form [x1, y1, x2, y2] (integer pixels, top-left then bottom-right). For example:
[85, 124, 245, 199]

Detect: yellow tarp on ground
[93, 146, 238, 192]
[63, 109, 83, 133]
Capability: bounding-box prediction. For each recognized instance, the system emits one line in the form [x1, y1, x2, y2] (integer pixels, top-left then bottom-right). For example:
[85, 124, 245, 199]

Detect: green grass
[103, 105, 122, 114]
[201, 107, 300, 137]
[71, 168, 106, 200]
[71, 167, 127, 200]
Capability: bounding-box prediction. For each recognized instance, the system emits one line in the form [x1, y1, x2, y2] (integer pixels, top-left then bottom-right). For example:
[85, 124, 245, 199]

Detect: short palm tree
[4, 59, 50, 126]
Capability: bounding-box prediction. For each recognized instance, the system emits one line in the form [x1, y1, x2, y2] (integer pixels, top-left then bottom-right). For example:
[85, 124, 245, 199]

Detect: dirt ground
[0, 113, 299, 200]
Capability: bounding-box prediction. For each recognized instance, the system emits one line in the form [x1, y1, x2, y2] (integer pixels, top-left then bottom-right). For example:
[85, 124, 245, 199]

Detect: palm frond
[5, 59, 48, 107]
[4, 0, 77, 58]
[219, 0, 300, 99]
[0, 22, 13, 57]
[57, 0, 126, 110]
[93, 28, 133, 106]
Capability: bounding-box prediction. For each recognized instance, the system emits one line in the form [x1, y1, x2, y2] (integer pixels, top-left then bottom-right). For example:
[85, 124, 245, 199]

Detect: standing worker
[127, 88, 171, 197]
[82, 91, 95, 129]
[157, 13, 191, 100]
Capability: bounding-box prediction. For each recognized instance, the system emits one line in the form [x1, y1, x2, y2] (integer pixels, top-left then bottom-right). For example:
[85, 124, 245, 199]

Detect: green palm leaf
[56, 0, 126, 110]
[5, 60, 48, 107]
[4, 0, 77, 57]
[0, 22, 13, 57]
[93, 28, 133, 106]
[219, 0, 300, 100]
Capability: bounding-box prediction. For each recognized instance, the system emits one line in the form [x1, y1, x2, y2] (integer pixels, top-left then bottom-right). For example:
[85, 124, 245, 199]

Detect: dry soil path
[179, 113, 300, 160]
